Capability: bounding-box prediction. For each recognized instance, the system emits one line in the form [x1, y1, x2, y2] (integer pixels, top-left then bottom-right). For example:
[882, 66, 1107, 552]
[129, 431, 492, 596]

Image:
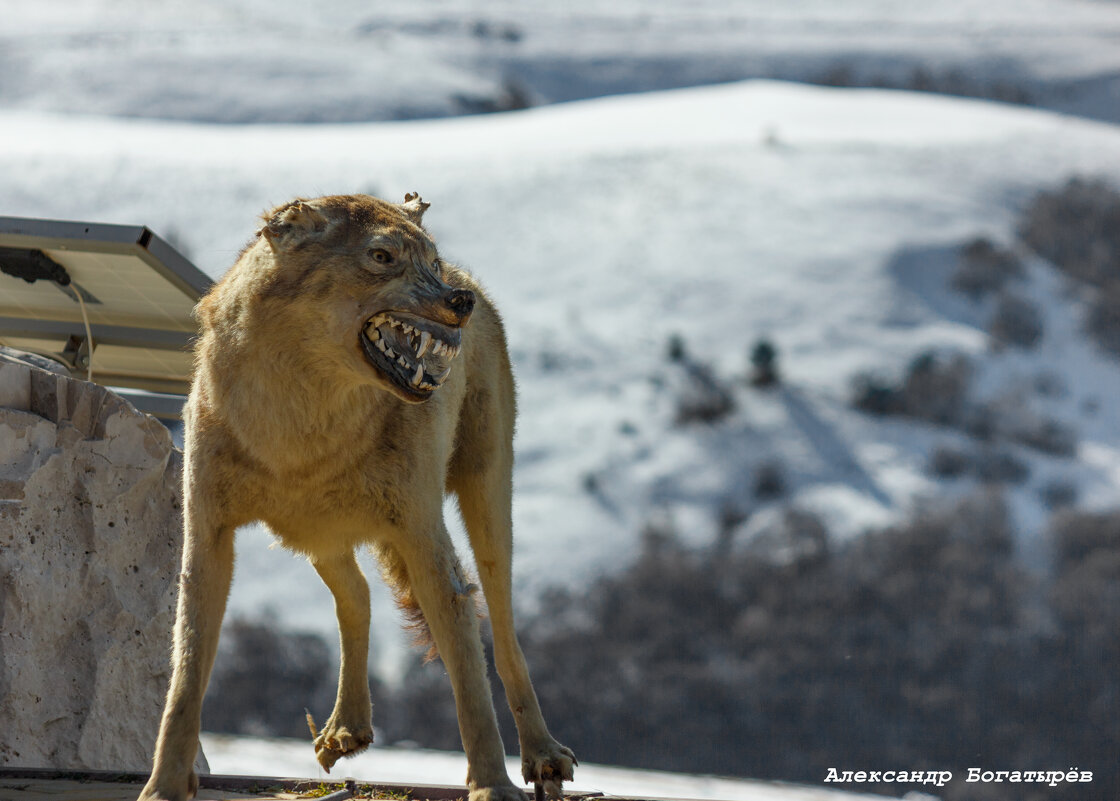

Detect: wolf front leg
[139, 509, 235, 801]
[455, 469, 576, 800]
[392, 528, 527, 801]
[310, 551, 374, 770]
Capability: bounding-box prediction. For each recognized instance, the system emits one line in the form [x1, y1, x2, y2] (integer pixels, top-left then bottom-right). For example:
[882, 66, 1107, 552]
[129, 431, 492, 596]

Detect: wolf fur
[138, 194, 575, 801]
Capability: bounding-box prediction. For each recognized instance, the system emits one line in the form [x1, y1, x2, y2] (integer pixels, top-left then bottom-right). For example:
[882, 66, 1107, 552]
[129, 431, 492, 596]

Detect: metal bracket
[60, 333, 92, 372]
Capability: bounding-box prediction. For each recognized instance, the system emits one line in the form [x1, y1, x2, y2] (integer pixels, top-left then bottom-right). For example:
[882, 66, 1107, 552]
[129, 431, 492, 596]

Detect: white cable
[69, 283, 94, 382]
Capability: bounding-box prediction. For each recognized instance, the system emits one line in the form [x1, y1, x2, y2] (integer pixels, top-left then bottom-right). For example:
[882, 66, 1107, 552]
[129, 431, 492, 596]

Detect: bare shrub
[1040, 480, 1078, 510]
[851, 352, 1074, 457]
[899, 351, 973, 425]
[1018, 178, 1120, 288]
[1087, 282, 1120, 355]
[202, 615, 340, 738]
[668, 335, 736, 425]
[675, 373, 735, 424]
[952, 237, 1023, 298]
[989, 292, 1044, 348]
[852, 351, 973, 426]
[1049, 509, 1120, 572]
[974, 448, 1031, 485]
[753, 460, 786, 500]
[850, 372, 902, 416]
[929, 444, 973, 478]
[1009, 416, 1077, 457]
[377, 494, 1120, 799]
[961, 400, 998, 441]
[747, 508, 829, 568]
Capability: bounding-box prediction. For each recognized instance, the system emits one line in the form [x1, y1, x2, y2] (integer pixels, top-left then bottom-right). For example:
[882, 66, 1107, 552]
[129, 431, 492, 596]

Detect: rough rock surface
[0, 349, 206, 773]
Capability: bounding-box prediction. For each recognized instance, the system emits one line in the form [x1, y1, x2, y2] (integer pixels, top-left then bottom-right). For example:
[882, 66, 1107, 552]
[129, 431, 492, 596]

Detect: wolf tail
[372, 542, 488, 664]
[373, 542, 439, 661]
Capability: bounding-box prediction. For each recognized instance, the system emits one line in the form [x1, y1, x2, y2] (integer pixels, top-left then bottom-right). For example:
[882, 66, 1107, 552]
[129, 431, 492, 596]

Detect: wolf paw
[136, 770, 198, 801]
[521, 740, 576, 800]
[469, 784, 530, 801]
[310, 712, 374, 771]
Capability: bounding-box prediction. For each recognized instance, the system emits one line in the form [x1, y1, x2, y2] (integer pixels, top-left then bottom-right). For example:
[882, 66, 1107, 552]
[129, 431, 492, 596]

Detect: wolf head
[250, 193, 473, 404]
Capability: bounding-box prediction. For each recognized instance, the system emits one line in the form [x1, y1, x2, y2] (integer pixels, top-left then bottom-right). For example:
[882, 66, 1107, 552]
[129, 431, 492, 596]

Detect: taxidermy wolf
[139, 193, 576, 801]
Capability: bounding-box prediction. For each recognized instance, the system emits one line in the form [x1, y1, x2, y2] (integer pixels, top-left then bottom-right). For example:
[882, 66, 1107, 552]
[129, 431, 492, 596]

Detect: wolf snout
[446, 288, 475, 323]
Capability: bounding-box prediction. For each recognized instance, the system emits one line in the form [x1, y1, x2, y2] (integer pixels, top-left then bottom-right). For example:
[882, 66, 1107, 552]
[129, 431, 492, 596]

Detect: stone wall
[0, 349, 205, 773]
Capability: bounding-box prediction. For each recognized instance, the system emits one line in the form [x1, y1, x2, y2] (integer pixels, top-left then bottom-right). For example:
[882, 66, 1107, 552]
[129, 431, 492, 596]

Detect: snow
[199, 734, 900, 801]
[4, 78, 1120, 675]
[5, 1, 1120, 123]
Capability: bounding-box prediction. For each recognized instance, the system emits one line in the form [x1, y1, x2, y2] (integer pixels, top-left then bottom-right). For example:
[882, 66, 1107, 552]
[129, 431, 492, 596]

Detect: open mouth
[360, 311, 462, 398]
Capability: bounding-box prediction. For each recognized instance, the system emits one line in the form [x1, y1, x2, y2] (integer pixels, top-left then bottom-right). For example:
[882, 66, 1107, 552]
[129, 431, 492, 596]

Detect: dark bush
[1050, 509, 1120, 572]
[929, 444, 972, 478]
[899, 351, 973, 425]
[1040, 480, 1078, 510]
[952, 238, 1024, 298]
[1018, 178, 1120, 288]
[989, 292, 1044, 348]
[422, 493, 1116, 801]
[1017, 178, 1120, 357]
[960, 400, 997, 441]
[753, 460, 786, 500]
[852, 351, 973, 426]
[974, 448, 1031, 485]
[1087, 282, 1120, 356]
[668, 335, 736, 425]
[1009, 416, 1077, 457]
[929, 444, 1030, 484]
[666, 333, 687, 363]
[203, 615, 340, 738]
[1044, 511, 1120, 796]
[385, 655, 461, 750]
[851, 372, 902, 416]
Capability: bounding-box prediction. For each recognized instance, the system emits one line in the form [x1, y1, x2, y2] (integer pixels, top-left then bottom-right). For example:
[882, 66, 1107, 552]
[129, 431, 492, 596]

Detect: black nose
[446, 288, 475, 319]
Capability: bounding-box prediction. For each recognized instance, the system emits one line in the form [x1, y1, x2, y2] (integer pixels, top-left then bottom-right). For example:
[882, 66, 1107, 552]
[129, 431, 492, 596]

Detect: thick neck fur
[192, 243, 392, 474]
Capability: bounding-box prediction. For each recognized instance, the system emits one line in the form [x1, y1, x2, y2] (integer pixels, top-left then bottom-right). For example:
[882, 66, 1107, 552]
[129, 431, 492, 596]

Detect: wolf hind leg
[310, 550, 374, 771]
[454, 466, 576, 799]
[385, 525, 526, 801]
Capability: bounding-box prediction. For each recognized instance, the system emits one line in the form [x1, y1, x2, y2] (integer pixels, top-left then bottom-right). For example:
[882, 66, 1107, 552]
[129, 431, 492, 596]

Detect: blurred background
[2, 2, 1118, 799]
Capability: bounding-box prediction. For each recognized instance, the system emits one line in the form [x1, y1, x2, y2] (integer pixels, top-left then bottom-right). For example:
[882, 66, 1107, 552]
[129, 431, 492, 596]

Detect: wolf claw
[523, 742, 576, 800]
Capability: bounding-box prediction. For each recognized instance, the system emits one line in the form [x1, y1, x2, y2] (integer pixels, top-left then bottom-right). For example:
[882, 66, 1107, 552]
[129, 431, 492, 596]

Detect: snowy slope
[4, 0, 1120, 123]
[199, 733, 904, 801]
[3, 81, 1120, 672]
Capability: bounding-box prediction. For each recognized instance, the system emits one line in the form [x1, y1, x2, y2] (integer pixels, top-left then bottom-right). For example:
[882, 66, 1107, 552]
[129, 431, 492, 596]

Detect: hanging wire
[68, 283, 94, 381]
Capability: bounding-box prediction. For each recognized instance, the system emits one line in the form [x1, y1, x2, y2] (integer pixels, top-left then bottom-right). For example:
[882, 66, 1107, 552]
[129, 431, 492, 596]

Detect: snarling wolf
[139, 194, 575, 801]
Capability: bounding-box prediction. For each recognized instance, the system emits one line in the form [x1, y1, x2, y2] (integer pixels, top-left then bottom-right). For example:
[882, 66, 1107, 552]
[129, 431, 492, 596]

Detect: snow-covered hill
[3, 80, 1119, 674]
[5, 0, 1120, 123]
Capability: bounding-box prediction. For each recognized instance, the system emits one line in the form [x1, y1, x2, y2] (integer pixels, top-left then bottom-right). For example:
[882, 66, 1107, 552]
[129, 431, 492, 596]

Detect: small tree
[749, 339, 780, 387]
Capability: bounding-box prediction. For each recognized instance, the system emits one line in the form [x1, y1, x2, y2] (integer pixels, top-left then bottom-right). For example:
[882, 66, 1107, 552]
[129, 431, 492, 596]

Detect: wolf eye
[369, 248, 393, 265]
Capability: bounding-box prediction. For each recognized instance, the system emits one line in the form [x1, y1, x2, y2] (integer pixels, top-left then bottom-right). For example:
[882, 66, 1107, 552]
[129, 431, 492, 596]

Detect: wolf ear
[401, 192, 430, 226]
[259, 199, 329, 248]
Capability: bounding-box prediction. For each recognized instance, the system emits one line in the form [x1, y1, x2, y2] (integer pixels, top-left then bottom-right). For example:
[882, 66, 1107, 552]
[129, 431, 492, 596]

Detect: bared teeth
[416, 330, 431, 358]
[412, 363, 424, 386]
[433, 366, 451, 384]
